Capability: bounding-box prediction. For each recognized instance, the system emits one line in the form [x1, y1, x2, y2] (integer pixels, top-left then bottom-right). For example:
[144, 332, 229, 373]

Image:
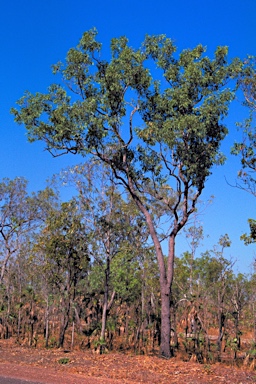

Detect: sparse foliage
[232, 56, 256, 244]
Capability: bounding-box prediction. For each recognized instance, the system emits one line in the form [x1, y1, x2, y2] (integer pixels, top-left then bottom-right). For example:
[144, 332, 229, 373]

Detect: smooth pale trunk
[101, 253, 110, 342]
[100, 226, 112, 343]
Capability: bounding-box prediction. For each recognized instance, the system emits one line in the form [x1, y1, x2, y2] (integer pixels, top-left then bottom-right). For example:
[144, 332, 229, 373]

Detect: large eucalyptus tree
[12, 29, 241, 357]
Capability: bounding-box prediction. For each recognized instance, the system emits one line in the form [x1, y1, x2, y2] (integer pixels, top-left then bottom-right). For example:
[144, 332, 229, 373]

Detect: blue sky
[1, 0, 255, 273]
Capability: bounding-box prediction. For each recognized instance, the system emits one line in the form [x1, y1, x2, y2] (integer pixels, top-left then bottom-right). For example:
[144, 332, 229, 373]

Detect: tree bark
[160, 287, 171, 357]
[100, 256, 110, 342]
[58, 299, 70, 348]
[58, 313, 69, 348]
[44, 296, 49, 348]
[217, 310, 225, 361]
[74, 306, 82, 334]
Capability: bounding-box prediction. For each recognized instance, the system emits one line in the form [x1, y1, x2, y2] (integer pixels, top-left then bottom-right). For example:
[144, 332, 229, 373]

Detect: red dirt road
[0, 363, 126, 383]
[0, 340, 255, 383]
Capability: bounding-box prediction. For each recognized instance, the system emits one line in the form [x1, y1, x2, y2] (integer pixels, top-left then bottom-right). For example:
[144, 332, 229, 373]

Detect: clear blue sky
[1, 0, 255, 273]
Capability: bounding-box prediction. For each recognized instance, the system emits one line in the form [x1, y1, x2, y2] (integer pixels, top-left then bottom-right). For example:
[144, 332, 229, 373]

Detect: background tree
[12, 30, 242, 357]
[250, 264, 256, 343]
[36, 199, 90, 348]
[232, 56, 256, 244]
[55, 161, 149, 350]
[196, 235, 234, 360]
[0, 177, 55, 343]
[0, 178, 52, 283]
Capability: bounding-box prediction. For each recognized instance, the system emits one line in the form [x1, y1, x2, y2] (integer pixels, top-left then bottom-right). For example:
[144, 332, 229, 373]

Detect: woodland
[0, 30, 255, 367]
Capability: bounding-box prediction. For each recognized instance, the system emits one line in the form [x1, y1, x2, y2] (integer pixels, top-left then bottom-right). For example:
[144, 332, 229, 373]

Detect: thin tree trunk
[17, 278, 22, 343]
[125, 306, 130, 344]
[100, 256, 110, 341]
[234, 311, 240, 350]
[71, 321, 75, 349]
[100, 219, 116, 345]
[45, 296, 49, 348]
[0, 248, 14, 284]
[170, 302, 178, 349]
[141, 263, 146, 333]
[74, 306, 82, 334]
[217, 310, 225, 361]
[58, 300, 70, 348]
[45, 317, 49, 348]
[58, 314, 69, 348]
[17, 306, 21, 342]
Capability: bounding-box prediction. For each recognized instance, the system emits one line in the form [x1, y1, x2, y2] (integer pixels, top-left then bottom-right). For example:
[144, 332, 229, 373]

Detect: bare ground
[0, 339, 255, 384]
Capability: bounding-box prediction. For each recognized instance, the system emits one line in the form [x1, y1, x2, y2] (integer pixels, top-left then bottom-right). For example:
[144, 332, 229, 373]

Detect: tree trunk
[74, 306, 82, 334]
[45, 317, 49, 348]
[17, 309, 21, 341]
[141, 209, 175, 358]
[128, 183, 181, 359]
[44, 296, 49, 348]
[160, 286, 171, 357]
[170, 301, 178, 349]
[71, 321, 75, 349]
[100, 256, 110, 341]
[0, 249, 13, 284]
[217, 310, 225, 361]
[58, 299, 70, 348]
[158, 233, 176, 358]
[58, 313, 69, 348]
[234, 311, 241, 349]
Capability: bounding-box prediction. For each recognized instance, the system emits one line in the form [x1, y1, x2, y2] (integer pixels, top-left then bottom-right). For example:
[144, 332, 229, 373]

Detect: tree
[196, 235, 234, 360]
[12, 29, 242, 357]
[232, 56, 256, 244]
[0, 177, 54, 283]
[36, 199, 90, 348]
[56, 161, 149, 349]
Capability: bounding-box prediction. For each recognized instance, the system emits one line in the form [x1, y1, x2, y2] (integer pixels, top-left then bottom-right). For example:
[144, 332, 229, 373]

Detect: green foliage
[11, 29, 243, 358]
[232, 56, 256, 244]
[58, 358, 70, 365]
[35, 198, 90, 297]
[248, 342, 256, 358]
[111, 252, 142, 303]
[12, 29, 242, 214]
[240, 218, 256, 244]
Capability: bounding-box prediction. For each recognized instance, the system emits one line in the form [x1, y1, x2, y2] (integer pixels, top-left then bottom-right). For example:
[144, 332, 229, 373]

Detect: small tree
[12, 30, 241, 357]
[36, 199, 90, 348]
[0, 177, 54, 283]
